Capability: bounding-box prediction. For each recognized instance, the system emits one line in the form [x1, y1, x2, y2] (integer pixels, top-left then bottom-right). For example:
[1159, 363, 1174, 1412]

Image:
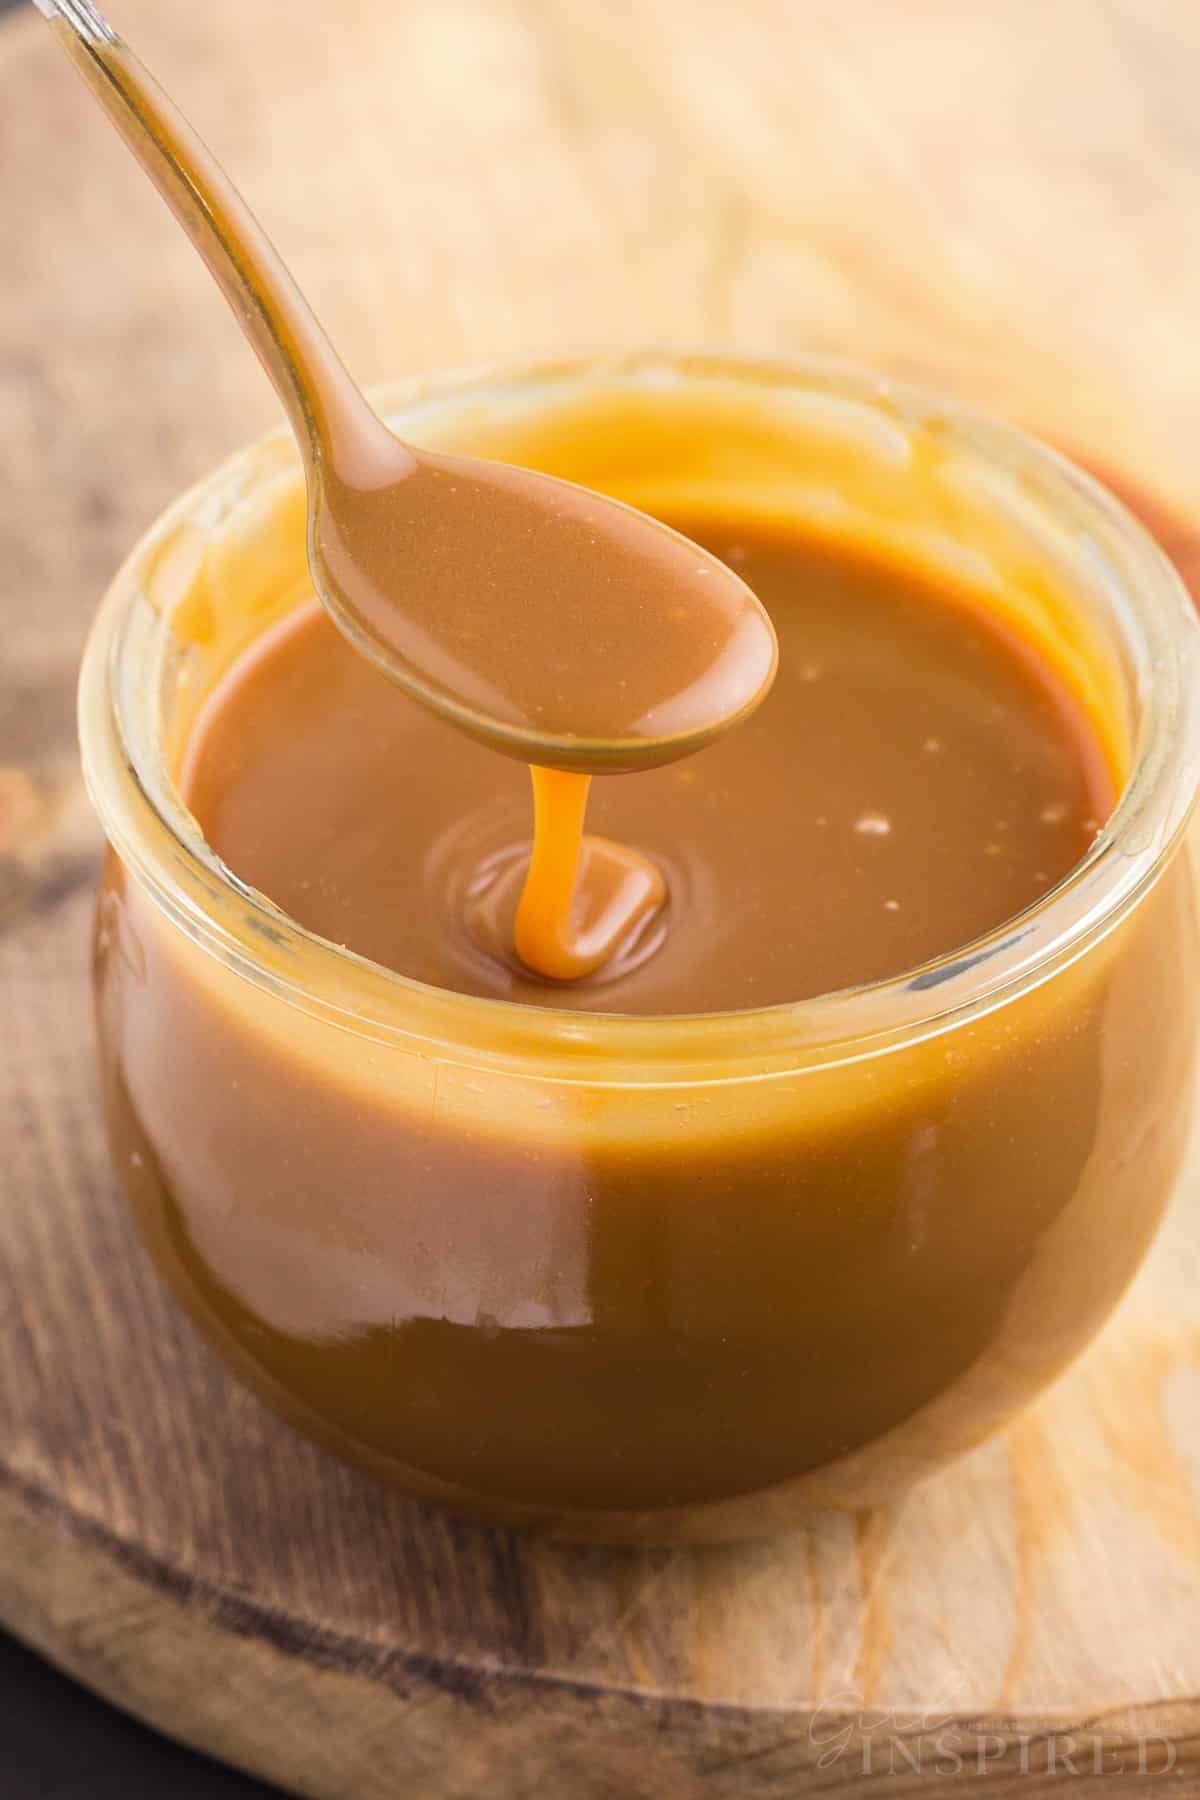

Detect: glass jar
[80, 352, 1200, 1542]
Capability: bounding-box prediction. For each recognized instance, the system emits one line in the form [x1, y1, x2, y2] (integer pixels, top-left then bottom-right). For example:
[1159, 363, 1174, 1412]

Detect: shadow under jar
[81, 352, 1200, 1543]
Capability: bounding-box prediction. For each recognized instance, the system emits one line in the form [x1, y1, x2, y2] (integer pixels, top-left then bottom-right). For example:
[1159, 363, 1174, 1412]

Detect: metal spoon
[35, 0, 777, 773]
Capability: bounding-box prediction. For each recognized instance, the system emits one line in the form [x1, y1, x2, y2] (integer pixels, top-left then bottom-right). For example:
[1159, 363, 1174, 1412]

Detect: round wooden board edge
[2, 1469, 1197, 1799]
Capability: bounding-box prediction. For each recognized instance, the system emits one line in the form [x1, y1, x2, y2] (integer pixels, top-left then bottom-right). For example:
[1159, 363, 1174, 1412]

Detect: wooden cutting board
[2, 2, 1199, 1793]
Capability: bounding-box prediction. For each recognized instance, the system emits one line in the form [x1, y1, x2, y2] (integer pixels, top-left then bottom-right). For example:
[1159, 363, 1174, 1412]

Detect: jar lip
[78, 349, 1200, 1078]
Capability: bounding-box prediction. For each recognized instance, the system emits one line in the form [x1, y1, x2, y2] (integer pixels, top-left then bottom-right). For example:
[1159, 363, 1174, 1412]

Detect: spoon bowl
[312, 441, 778, 772]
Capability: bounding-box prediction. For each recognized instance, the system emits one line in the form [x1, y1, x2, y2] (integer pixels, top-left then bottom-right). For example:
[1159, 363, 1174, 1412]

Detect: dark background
[0, 1632, 284, 1798]
[0, 13, 283, 1800]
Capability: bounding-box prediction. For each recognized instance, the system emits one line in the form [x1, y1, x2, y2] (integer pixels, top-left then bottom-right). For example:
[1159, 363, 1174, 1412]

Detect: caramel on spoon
[37, 0, 777, 777]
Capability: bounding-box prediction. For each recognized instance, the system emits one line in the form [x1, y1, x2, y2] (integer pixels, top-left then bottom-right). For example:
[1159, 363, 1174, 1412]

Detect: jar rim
[78, 349, 1200, 1081]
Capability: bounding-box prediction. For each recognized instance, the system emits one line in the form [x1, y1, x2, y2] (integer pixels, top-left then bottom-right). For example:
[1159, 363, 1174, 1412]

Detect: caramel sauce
[95, 403, 1198, 1535]
[182, 519, 1114, 1011]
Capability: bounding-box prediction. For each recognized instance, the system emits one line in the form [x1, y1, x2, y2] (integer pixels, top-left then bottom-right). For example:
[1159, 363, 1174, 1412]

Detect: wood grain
[2, 0, 1199, 1792]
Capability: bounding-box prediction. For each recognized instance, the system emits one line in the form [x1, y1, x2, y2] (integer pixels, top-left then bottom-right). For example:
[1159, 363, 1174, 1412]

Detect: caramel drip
[513, 769, 666, 982]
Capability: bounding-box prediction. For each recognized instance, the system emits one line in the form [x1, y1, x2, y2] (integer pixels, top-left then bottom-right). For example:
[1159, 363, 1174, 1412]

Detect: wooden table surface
[2, 2, 1199, 1795]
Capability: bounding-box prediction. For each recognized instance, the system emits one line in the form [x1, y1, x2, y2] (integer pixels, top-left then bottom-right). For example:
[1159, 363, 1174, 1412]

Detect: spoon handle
[34, 0, 385, 471]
